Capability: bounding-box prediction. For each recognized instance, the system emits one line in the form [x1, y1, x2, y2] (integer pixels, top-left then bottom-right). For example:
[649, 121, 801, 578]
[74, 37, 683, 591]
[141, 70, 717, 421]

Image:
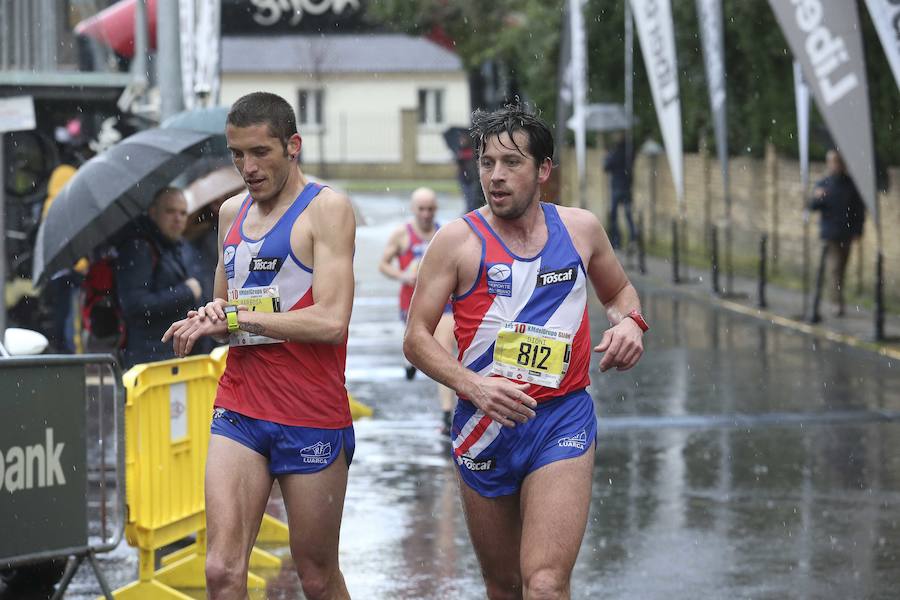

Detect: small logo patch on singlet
[536, 266, 576, 287]
[486, 262, 513, 296]
[249, 257, 283, 272]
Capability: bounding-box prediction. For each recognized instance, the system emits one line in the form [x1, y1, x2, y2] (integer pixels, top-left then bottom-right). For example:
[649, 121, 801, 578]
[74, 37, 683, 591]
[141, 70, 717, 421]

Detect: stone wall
[559, 142, 900, 307]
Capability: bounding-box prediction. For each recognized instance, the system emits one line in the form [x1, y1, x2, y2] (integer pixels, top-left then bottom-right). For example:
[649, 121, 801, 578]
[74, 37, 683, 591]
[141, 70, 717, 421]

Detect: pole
[0, 135, 6, 337]
[624, 0, 633, 174]
[133, 0, 149, 91]
[158, 0, 184, 121]
[711, 225, 720, 295]
[875, 250, 885, 341]
[672, 219, 680, 284]
[758, 234, 768, 309]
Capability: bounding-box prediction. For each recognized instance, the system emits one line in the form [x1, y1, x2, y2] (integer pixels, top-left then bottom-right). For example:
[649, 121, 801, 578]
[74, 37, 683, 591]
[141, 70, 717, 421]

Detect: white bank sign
[0, 428, 67, 494]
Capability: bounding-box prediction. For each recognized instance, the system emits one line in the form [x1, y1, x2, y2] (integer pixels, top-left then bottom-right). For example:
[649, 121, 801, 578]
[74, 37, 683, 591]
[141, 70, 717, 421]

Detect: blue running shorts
[450, 388, 597, 497]
[210, 408, 355, 476]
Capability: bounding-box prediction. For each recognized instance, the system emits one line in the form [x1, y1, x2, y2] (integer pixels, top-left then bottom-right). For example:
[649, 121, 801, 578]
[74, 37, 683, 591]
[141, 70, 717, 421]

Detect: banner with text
[768, 0, 878, 224]
[863, 0, 900, 93]
[696, 0, 728, 192]
[629, 0, 684, 203]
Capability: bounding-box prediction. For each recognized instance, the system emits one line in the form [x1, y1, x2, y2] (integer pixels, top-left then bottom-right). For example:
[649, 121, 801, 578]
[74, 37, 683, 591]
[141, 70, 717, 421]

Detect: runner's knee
[523, 567, 569, 600]
[483, 574, 522, 600]
[206, 555, 247, 597]
[296, 563, 341, 600]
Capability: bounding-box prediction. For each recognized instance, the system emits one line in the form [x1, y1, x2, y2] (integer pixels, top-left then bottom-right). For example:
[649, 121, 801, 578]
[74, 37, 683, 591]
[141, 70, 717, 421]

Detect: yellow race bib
[226, 285, 284, 346]
[491, 322, 572, 388]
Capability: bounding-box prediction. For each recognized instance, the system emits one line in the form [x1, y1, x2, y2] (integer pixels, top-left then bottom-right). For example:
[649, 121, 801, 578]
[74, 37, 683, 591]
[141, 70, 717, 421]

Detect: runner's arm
[233, 190, 355, 344]
[378, 226, 407, 281]
[403, 222, 536, 427]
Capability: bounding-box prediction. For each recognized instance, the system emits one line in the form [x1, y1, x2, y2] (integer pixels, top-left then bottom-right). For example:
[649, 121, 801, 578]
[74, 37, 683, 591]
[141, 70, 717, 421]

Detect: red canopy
[74, 0, 158, 58]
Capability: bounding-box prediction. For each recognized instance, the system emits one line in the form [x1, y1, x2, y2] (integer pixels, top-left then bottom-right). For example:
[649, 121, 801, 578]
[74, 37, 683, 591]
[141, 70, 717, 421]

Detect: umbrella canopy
[185, 166, 245, 214]
[162, 106, 231, 183]
[161, 106, 229, 135]
[33, 128, 218, 284]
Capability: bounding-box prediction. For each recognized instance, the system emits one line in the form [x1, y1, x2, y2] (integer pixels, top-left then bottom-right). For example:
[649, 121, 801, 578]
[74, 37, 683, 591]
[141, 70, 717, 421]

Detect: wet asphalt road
[50, 191, 900, 599]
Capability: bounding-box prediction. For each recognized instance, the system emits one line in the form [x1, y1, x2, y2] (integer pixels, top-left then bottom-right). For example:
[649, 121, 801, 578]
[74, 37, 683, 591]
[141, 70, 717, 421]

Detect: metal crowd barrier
[0, 354, 125, 600]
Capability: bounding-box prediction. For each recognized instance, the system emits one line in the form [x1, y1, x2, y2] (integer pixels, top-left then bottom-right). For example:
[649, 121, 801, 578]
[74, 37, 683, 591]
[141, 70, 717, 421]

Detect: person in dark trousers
[808, 149, 866, 322]
[604, 132, 637, 250]
[117, 187, 203, 368]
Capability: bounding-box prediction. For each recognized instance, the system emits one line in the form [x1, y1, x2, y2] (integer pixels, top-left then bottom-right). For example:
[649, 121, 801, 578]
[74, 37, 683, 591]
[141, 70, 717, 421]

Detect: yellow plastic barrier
[109, 356, 269, 599]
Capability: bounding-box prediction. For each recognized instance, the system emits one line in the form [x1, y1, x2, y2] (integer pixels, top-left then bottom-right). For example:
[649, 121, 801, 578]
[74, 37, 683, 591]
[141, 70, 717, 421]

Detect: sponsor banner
[696, 0, 728, 190]
[768, 0, 878, 224]
[568, 0, 589, 208]
[629, 0, 685, 203]
[863, 0, 900, 93]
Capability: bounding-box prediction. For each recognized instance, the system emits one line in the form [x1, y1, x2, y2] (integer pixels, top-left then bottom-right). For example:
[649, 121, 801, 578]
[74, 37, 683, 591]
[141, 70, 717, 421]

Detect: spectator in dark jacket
[604, 133, 636, 249]
[808, 149, 866, 322]
[117, 187, 203, 368]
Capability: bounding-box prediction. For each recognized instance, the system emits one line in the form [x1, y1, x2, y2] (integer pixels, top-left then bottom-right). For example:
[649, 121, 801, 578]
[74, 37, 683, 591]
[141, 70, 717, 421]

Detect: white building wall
[220, 72, 470, 166]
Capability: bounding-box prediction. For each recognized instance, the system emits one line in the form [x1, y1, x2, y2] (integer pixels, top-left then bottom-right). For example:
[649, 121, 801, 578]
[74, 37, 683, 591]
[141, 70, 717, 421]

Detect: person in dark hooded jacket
[808, 149, 866, 322]
[116, 187, 203, 367]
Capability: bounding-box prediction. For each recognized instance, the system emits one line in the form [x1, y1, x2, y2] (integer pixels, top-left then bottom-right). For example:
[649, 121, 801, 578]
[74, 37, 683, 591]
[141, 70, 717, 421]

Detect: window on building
[418, 88, 444, 125]
[298, 89, 324, 127]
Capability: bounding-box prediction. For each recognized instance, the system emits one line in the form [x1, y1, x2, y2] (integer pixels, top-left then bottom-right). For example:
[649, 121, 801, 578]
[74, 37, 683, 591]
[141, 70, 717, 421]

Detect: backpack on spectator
[80, 239, 158, 352]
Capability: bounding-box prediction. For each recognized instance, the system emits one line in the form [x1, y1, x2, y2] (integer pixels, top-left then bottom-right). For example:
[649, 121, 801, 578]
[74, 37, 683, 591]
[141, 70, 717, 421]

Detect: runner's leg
[458, 476, 523, 600]
[278, 448, 351, 600]
[205, 434, 274, 600]
[519, 443, 595, 600]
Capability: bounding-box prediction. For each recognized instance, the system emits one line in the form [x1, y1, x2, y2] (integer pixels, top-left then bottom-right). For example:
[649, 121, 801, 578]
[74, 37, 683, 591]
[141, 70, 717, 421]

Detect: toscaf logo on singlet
[536, 267, 576, 287]
[250, 257, 283, 272]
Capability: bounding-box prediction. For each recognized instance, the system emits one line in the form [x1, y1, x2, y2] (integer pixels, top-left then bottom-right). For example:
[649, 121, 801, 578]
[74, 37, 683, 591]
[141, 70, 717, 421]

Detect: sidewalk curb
[633, 272, 900, 362]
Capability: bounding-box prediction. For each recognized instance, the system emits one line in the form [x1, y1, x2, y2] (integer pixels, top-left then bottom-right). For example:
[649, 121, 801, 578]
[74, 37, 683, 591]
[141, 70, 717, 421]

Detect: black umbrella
[32, 127, 218, 284]
[162, 106, 231, 185]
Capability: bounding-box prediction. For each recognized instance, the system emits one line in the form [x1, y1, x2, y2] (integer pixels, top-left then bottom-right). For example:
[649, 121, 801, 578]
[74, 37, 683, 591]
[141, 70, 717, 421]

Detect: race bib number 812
[491, 322, 572, 388]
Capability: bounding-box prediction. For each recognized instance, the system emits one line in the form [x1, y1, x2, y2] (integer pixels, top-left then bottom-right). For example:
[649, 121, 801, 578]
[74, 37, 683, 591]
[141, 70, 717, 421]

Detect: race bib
[490, 322, 572, 388]
[227, 285, 284, 346]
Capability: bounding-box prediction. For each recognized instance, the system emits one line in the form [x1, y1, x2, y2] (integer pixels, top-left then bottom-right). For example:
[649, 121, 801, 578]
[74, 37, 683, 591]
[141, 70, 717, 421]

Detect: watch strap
[224, 306, 240, 333]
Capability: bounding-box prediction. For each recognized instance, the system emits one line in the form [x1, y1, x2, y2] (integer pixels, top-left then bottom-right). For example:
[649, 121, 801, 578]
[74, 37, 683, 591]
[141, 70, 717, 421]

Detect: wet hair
[226, 92, 298, 151]
[470, 104, 554, 167]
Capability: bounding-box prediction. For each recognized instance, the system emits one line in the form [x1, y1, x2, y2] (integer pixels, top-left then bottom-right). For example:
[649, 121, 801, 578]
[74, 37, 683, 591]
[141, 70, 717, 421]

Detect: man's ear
[537, 157, 552, 184]
[288, 133, 302, 160]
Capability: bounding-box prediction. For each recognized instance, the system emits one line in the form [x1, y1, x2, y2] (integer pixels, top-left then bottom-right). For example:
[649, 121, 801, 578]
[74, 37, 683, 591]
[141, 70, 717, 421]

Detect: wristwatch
[224, 305, 240, 333]
[626, 309, 649, 332]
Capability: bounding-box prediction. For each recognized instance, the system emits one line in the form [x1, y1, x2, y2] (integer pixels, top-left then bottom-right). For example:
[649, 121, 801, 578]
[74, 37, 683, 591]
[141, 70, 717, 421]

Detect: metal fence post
[758, 234, 768, 309]
[710, 225, 720, 295]
[671, 219, 680, 284]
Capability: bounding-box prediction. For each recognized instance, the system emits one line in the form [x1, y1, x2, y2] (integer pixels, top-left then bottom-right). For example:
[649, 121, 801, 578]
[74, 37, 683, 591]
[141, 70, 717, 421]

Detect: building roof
[222, 34, 463, 74]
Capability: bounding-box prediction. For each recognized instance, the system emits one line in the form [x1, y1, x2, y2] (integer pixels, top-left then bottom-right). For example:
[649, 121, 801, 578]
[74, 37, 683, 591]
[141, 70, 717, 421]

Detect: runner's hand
[467, 376, 537, 428]
[162, 313, 228, 358]
[594, 318, 644, 372]
[195, 298, 229, 322]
